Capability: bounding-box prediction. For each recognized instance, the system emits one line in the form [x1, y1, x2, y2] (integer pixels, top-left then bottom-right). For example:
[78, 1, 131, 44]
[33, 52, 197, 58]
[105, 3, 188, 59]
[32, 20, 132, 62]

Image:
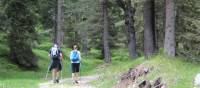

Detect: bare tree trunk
[164, 0, 175, 57]
[143, 0, 156, 58]
[79, 25, 88, 55]
[100, 0, 111, 63]
[116, 0, 137, 59]
[54, 0, 64, 47]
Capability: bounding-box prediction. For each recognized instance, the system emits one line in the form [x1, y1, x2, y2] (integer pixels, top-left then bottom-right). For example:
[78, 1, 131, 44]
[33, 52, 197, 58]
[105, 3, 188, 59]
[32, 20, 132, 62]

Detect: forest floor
[39, 75, 99, 88]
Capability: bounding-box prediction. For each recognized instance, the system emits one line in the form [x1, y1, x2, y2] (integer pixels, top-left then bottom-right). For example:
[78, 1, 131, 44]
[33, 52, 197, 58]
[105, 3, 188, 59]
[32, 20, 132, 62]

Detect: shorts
[50, 60, 62, 71]
[71, 63, 80, 73]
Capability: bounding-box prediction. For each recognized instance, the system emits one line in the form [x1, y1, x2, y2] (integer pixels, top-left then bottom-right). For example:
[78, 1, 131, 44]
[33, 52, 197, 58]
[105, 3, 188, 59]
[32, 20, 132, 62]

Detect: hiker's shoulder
[70, 50, 74, 53]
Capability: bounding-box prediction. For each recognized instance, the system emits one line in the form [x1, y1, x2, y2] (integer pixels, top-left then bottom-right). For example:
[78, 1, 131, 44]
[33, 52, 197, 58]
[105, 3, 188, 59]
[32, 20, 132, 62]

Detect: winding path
[39, 76, 99, 88]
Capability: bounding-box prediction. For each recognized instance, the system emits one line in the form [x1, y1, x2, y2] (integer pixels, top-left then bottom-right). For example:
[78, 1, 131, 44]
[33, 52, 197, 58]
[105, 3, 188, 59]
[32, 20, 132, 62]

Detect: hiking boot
[75, 80, 79, 84]
[72, 80, 78, 84]
[56, 79, 59, 83]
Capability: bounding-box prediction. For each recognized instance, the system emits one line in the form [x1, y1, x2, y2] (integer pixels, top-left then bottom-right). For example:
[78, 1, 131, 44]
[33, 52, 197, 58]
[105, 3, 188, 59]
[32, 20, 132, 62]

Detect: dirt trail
[39, 76, 99, 88]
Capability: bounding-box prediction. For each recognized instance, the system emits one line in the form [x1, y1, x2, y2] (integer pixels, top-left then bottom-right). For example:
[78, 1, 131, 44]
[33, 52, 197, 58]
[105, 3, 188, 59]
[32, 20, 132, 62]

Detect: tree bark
[100, 0, 111, 63]
[116, 0, 137, 59]
[82, 31, 88, 55]
[164, 0, 175, 57]
[54, 0, 64, 47]
[143, 0, 156, 58]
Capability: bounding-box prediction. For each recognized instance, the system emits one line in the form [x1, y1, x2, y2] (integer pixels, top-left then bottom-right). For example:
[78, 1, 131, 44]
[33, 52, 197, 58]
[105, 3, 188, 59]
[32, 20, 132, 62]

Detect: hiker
[48, 44, 63, 83]
[70, 44, 81, 84]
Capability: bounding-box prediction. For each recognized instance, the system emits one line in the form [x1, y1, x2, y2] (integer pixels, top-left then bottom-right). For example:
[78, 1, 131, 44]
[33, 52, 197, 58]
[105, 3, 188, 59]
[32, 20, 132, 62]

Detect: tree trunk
[54, 0, 64, 47]
[164, 0, 175, 57]
[116, 0, 137, 59]
[143, 0, 156, 58]
[100, 0, 111, 63]
[82, 31, 88, 55]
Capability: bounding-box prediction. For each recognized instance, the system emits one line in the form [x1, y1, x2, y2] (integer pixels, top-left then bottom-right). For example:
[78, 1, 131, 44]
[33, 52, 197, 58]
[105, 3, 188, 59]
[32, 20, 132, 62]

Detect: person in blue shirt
[70, 44, 81, 84]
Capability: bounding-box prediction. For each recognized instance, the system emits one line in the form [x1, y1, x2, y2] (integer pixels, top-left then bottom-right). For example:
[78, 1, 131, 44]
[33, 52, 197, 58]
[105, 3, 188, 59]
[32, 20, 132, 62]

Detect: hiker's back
[50, 47, 60, 60]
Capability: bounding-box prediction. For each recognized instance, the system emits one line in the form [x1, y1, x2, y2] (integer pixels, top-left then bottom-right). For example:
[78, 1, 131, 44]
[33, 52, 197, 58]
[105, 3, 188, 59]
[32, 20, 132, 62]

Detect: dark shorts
[50, 60, 62, 71]
[71, 63, 80, 73]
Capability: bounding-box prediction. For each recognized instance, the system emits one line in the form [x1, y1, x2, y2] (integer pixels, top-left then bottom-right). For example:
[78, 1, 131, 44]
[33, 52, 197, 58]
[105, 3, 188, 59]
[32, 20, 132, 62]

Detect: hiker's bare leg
[75, 73, 79, 81]
[72, 73, 76, 81]
[56, 69, 59, 79]
[52, 69, 56, 81]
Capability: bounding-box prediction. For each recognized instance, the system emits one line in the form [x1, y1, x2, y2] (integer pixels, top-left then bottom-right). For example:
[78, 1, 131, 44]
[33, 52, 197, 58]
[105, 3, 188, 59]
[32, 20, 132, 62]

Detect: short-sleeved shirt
[49, 47, 62, 58]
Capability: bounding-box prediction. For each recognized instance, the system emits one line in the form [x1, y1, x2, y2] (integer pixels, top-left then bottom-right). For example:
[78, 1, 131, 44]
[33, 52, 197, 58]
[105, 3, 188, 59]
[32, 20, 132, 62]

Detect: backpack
[51, 47, 59, 60]
[71, 51, 79, 62]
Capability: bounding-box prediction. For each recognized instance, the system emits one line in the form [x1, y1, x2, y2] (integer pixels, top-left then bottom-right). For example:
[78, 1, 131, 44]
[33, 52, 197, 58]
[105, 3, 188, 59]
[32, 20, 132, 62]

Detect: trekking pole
[79, 61, 81, 81]
[60, 59, 63, 80]
[45, 60, 52, 80]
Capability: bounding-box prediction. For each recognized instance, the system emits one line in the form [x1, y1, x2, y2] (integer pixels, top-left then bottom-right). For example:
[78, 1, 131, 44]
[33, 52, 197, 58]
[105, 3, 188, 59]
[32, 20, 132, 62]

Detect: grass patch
[91, 57, 145, 88]
[91, 55, 200, 88]
[0, 47, 102, 88]
[142, 55, 200, 88]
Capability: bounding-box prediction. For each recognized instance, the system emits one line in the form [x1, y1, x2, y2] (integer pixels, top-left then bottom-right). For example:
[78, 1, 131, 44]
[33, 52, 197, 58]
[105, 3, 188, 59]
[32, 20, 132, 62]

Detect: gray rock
[194, 73, 200, 87]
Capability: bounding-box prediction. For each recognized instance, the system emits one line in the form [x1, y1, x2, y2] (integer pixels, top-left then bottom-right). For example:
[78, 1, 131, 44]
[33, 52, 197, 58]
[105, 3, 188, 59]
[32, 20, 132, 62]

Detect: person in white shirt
[48, 44, 63, 83]
[69, 44, 81, 84]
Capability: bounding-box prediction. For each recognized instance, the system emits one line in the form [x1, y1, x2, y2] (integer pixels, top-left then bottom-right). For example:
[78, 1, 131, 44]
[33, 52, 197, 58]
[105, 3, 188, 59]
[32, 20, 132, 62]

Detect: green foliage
[111, 49, 129, 61]
[0, 0, 200, 87]
[37, 0, 56, 29]
[0, 43, 9, 57]
[175, 0, 200, 60]
[4, 0, 39, 68]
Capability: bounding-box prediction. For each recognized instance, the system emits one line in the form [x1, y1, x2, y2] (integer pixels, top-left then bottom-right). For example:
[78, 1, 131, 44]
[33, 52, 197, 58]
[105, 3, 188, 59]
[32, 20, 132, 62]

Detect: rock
[194, 73, 200, 87]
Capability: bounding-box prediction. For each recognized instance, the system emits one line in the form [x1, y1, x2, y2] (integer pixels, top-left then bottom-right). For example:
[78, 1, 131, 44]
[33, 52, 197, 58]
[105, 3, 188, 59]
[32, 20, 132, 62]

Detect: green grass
[1, 42, 200, 88]
[91, 55, 200, 88]
[0, 45, 103, 88]
[91, 57, 144, 88]
[142, 55, 200, 88]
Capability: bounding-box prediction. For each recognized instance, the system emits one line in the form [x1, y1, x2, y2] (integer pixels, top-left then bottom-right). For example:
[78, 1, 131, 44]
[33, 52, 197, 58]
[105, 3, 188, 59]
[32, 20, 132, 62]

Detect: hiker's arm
[69, 51, 72, 60]
[60, 53, 63, 60]
[79, 51, 81, 61]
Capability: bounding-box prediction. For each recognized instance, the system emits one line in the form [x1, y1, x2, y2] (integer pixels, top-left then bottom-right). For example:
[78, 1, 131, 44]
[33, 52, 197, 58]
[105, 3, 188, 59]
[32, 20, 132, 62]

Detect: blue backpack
[71, 51, 79, 62]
